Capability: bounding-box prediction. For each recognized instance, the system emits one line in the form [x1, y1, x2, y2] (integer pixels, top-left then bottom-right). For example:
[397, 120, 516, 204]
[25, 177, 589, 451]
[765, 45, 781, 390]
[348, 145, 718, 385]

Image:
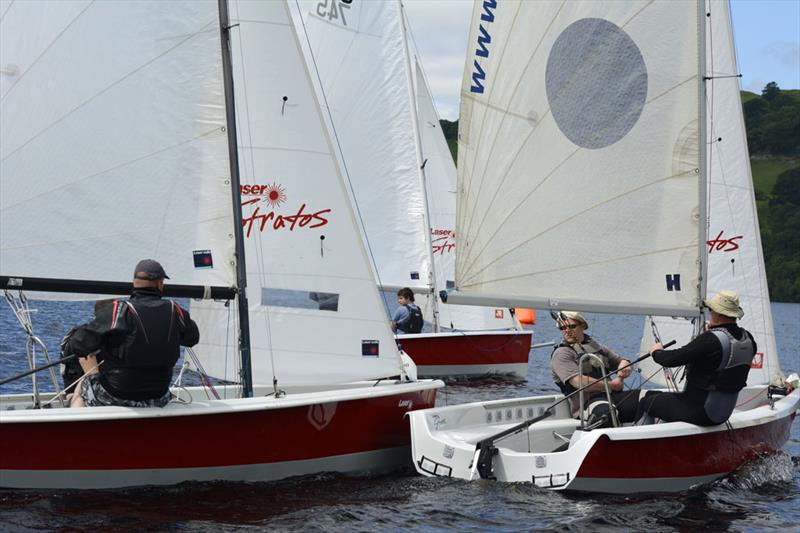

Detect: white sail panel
[295, 0, 430, 292]
[639, 0, 781, 387]
[414, 60, 516, 330]
[456, 0, 702, 315]
[191, 0, 405, 386]
[704, 0, 779, 385]
[0, 0, 236, 293]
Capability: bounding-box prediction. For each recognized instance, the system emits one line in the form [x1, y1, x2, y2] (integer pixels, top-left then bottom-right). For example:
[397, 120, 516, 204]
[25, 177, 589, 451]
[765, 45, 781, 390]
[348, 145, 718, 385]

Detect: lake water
[1, 301, 798, 531]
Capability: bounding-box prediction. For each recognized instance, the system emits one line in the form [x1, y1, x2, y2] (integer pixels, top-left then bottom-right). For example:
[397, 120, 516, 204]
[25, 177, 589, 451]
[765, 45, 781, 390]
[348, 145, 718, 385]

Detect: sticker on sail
[240, 183, 330, 237]
[751, 352, 764, 369]
[193, 250, 213, 269]
[546, 18, 647, 149]
[707, 230, 743, 253]
[432, 229, 455, 255]
[469, 0, 498, 94]
[495, 309, 504, 319]
[665, 274, 681, 292]
[410, 271, 420, 280]
[362, 340, 379, 357]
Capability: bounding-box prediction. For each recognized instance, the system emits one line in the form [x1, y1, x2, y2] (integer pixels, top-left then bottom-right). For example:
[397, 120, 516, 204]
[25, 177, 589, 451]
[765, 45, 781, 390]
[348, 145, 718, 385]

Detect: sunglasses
[559, 323, 581, 331]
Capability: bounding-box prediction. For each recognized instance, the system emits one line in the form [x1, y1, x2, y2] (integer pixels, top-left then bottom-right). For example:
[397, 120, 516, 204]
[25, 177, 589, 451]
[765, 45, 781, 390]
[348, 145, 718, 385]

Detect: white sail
[295, 0, 431, 294]
[0, 0, 236, 293]
[190, 0, 406, 386]
[639, 0, 781, 386]
[413, 60, 516, 331]
[454, 0, 703, 316]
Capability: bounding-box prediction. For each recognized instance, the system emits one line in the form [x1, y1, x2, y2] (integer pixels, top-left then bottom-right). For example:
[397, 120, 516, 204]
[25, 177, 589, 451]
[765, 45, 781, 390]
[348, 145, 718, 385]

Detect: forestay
[455, 0, 703, 316]
[0, 0, 236, 295]
[639, 0, 780, 387]
[190, 0, 406, 387]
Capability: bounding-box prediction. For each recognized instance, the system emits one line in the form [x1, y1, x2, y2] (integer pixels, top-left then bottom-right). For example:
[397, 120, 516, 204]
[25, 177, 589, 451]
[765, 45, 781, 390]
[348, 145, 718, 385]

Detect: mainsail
[0, 0, 236, 292]
[639, 0, 781, 386]
[453, 0, 704, 317]
[190, 0, 406, 386]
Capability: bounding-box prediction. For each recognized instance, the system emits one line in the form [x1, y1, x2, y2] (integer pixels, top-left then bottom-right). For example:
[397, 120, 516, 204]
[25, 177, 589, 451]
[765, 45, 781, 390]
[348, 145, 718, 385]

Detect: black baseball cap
[133, 259, 169, 280]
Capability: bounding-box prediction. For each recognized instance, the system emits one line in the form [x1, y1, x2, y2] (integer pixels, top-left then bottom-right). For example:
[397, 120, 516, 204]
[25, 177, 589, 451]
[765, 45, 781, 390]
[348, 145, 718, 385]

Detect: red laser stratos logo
[240, 183, 331, 237]
[432, 228, 456, 255]
[706, 230, 742, 253]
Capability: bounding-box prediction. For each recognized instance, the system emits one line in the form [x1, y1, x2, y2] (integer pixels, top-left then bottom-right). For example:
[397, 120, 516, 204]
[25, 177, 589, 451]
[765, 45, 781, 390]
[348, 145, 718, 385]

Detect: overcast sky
[403, 0, 800, 120]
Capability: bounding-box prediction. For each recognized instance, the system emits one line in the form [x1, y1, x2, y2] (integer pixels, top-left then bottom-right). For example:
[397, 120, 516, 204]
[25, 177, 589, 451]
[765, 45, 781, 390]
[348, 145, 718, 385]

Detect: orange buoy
[514, 308, 536, 325]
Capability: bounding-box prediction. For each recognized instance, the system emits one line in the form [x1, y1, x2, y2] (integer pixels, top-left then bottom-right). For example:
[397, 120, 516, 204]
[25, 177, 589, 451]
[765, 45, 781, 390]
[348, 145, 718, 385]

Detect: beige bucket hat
[704, 290, 744, 318]
[555, 311, 589, 329]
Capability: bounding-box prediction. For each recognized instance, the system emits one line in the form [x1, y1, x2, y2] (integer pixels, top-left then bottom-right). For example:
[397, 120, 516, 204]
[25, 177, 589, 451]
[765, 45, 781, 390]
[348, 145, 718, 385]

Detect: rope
[183, 347, 220, 400]
[735, 385, 769, 408]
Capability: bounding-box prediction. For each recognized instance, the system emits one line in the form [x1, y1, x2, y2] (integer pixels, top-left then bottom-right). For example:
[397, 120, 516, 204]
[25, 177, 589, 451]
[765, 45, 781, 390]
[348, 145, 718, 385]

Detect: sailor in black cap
[63, 259, 199, 408]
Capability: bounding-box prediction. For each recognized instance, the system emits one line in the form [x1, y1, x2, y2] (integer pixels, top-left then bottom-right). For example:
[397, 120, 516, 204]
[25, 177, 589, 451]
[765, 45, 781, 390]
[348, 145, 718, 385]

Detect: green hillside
[439, 83, 800, 302]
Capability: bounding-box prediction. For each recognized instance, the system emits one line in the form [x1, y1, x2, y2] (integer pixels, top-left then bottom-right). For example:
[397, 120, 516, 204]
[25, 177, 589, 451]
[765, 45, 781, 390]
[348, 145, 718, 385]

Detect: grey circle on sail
[545, 18, 647, 150]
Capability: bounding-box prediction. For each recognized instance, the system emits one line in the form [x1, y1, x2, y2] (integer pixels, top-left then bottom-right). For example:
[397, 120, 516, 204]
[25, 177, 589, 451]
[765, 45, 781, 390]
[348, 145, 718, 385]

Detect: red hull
[0, 387, 437, 480]
[399, 331, 532, 376]
[576, 413, 796, 483]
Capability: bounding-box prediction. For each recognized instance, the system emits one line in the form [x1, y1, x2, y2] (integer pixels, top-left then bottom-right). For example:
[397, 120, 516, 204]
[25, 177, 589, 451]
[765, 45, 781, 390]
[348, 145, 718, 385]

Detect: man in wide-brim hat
[638, 290, 757, 426]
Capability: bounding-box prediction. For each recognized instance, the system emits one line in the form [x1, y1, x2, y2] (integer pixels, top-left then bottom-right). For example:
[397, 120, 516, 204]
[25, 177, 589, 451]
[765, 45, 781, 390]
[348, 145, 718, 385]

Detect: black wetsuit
[62, 287, 199, 401]
[637, 323, 756, 426]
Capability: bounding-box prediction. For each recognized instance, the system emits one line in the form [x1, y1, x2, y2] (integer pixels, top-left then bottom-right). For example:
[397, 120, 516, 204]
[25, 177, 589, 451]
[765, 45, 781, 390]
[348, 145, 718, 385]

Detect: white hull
[409, 386, 800, 493]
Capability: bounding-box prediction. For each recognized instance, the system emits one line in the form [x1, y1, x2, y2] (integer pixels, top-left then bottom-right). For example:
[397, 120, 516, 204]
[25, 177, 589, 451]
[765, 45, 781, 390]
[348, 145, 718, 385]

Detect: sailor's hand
[649, 342, 663, 354]
[609, 376, 624, 391]
[617, 360, 632, 378]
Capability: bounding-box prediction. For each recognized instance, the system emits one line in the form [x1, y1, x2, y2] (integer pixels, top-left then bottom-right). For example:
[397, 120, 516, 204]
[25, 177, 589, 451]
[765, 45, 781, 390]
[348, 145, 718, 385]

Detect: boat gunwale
[0, 379, 444, 424]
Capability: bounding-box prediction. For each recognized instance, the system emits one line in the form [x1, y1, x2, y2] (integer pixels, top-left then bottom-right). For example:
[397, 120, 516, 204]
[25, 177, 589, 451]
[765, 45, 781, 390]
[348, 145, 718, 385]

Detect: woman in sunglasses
[550, 311, 641, 427]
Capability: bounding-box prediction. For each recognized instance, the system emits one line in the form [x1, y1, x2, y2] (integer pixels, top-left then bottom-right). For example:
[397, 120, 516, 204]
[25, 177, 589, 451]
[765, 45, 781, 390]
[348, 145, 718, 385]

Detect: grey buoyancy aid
[701, 327, 755, 425]
[707, 327, 756, 393]
[552, 338, 609, 395]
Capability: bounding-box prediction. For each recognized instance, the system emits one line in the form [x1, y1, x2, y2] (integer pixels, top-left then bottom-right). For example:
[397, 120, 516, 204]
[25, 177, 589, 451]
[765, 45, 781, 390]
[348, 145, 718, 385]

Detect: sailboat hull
[398, 331, 532, 378]
[409, 387, 799, 494]
[0, 381, 440, 489]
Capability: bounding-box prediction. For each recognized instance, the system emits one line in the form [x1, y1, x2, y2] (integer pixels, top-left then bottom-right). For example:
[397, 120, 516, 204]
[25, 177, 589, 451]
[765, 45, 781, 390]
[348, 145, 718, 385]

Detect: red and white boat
[409, 0, 799, 493]
[409, 385, 799, 493]
[398, 330, 532, 378]
[2, 382, 438, 489]
[297, 1, 533, 379]
[0, 0, 441, 489]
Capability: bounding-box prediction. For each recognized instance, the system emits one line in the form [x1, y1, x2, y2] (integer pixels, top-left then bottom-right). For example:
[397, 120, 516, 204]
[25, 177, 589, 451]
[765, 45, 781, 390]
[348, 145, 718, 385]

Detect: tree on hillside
[744, 82, 800, 157]
[765, 167, 800, 302]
